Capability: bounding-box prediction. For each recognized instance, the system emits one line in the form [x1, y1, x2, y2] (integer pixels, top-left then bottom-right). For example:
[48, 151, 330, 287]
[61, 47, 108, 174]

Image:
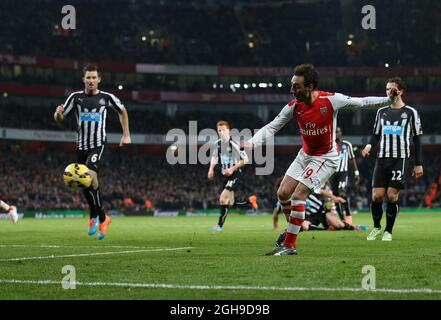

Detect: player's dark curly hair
[386, 77, 407, 91]
[82, 64, 100, 76]
[294, 64, 319, 89]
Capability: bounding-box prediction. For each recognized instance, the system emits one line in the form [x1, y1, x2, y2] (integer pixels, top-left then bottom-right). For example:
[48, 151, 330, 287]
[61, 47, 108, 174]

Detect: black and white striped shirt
[336, 140, 355, 173]
[373, 105, 423, 158]
[305, 193, 324, 217]
[211, 138, 248, 176]
[63, 90, 124, 150]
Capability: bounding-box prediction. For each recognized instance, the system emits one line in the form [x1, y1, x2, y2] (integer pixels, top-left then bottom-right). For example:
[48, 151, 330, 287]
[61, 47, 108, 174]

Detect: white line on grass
[0, 247, 193, 262]
[0, 279, 440, 294]
[0, 244, 167, 249]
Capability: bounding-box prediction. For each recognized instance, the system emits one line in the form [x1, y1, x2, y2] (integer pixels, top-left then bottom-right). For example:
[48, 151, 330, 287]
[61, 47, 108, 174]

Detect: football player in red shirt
[243, 64, 398, 255]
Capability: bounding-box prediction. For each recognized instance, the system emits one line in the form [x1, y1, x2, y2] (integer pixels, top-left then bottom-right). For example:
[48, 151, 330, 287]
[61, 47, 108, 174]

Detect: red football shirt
[250, 91, 393, 156]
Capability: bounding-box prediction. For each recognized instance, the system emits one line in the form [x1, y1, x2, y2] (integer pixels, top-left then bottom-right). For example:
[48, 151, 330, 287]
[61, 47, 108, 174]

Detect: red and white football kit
[250, 91, 393, 250]
[249, 91, 393, 190]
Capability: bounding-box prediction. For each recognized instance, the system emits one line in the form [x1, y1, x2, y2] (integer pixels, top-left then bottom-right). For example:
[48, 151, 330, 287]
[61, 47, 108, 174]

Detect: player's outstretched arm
[329, 88, 398, 110]
[244, 103, 293, 149]
[118, 106, 131, 146]
[54, 104, 65, 123]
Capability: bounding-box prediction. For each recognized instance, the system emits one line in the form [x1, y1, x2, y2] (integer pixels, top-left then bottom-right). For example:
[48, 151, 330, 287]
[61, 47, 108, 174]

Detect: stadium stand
[1, 0, 440, 211]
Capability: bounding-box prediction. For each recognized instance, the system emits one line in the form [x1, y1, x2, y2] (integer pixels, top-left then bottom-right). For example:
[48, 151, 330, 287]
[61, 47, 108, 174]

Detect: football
[63, 163, 92, 190]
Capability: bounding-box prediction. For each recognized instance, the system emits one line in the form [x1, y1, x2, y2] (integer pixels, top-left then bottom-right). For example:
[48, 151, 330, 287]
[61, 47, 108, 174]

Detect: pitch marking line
[0, 279, 440, 294]
[0, 247, 193, 262]
[0, 244, 167, 249]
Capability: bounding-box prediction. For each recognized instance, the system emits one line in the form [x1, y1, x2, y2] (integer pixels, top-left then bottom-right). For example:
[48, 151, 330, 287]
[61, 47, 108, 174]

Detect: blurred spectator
[0, 0, 439, 67]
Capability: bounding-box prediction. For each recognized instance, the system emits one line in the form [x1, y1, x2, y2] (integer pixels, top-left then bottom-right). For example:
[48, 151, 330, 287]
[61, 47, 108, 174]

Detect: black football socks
[385, 202, 399, 234]
[371, 201, 383, 229]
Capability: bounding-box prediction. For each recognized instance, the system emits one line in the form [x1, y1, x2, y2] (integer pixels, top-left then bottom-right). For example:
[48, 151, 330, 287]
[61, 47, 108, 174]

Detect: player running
[243, 64, 398, 255]
[362, 77, 423, 241]
[54, 64, 131, 240]
[208, 121, 258, 231]
[0, 199, 18, 224]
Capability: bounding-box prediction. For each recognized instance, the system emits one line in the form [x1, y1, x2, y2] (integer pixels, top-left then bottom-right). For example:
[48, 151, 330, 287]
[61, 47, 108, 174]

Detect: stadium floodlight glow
[349, 34, 354, 39]
[385, 63, 390, 68]
[248, 33, 253, 38]
[248, 42, 254, 48]
[258, 83, 268, 88]
[3, 92, 8, 97]
[141, 36, 147, 41]
[118, 85, 123, 90]
[149, 30, 154, 35]
[252, 83, 256, 88]
[268, 83, 273, 87]
[234, 83, 241, 88]
[347, 40, 353, 46]
[277, 83, 282, 88]
[219, 84, 224, 88]
[212, 83, 217, 89]
[243, 84, 249, 89]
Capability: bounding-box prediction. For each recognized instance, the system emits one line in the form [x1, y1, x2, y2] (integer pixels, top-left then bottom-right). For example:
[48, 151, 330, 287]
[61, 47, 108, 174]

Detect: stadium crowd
[0, 0, 439, 67]
[0, 0, 439, 213]
[0, 143, 437, 212]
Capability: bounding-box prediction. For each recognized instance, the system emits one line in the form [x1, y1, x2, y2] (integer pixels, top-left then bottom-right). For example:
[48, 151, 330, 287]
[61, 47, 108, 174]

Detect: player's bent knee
[372, 190, 385, 203]
[336, 221, 345, 229]
[292, 189, 310, 201]
[277, 188, 291, 202]
[386, 192, 399, 203]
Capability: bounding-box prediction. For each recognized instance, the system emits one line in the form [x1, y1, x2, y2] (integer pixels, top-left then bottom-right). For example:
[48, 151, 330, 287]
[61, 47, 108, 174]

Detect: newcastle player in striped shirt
[362, 77, 423, 241]
[54, 64, 131, 240]
[207, 121, 258, 231]
[329, 127, 360, 224]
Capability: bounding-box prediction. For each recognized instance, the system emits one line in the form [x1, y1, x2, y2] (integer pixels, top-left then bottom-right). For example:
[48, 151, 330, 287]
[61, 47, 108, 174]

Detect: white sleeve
[410, 108, 423, 136]
[231, 140, 248, 164]
[108, 93, 124, 113]
[345, 141, 355, 159]
[248, 104, 293, 147]
[328, 93, 393, 111]
[63, 93, 76, 116]
[211, 142, 219, 162]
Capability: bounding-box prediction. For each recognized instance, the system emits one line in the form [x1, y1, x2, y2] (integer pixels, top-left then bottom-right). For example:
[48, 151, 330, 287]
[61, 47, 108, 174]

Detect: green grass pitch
[0, 212, 441, 300]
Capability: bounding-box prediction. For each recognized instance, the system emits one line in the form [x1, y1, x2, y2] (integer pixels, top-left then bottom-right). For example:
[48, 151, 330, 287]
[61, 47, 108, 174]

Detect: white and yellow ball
[63, 163, 92, 191]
